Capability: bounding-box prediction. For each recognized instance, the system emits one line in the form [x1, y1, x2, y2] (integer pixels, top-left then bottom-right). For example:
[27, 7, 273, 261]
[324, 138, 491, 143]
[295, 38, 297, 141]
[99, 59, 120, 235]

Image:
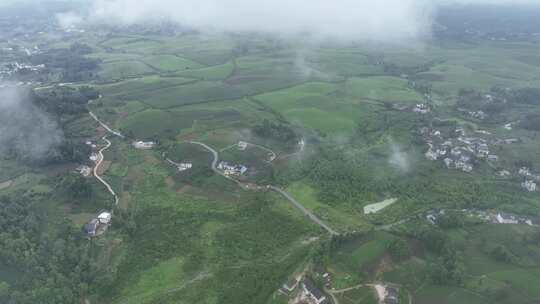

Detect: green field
[4, 10, 540, 304]
[346, 76, 423, 104]
[142, 54, 204, 72]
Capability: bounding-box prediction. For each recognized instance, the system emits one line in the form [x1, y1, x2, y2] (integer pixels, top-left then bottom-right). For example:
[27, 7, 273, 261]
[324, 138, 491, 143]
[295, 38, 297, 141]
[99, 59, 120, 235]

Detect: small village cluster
[279, 273, 400, 304]
[425, 209, 540, 227]
[0, 61, 45, 79]
[422, 127, 499, 173]
[420, 126, 536, 191]
[279, 276, 330, 304]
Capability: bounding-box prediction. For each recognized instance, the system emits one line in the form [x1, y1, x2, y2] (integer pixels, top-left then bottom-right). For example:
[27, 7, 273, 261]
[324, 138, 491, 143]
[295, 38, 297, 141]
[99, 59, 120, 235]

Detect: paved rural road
[189, 141, 338, 236]
[88, 110, 335, 235]
[94, 136, 119, 206]
[268, 186, 338, 235]
[88, 108, 122, 207]
[248, 142, 277, 162]
[89, 111, 125, 138]
[220, 141, 277, 162]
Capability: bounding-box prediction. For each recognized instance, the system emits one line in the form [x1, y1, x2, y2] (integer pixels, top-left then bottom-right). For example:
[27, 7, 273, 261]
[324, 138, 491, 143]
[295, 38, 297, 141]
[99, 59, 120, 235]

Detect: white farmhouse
[237, 141, 248, 150]
[98, 212, 112, 224]
[133, 141, 156, 150]
[496, 213, 519, 224]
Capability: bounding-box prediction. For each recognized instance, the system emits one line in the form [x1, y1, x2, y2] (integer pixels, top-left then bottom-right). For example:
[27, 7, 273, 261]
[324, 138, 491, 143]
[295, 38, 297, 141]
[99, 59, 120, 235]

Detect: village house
[84, 211, 112, 237]
[133, 141, 156, 150]
[84, 219, 100, 237]
[218, 161, 248, 176]
[98, 212, 112, 224]
[384, 287, 400, 304]
[522, 180, 537, 192]
[455, 155, 473, 172]
[496, 213, 519, 224]
[474, 143, 490, 158]
[85, 141, 97, 149]
[444, 158, 453, 168]
[475, 130, 491, 135]
[279, 277, 299, 295]
[177, 163, 193, 172]
[487, 155, 499, 162]
[237, 141, 248, 151]
[519, 167, 531, 177]
[468, 110, 487, 120]
[426, 209, 446, 225]
[413, 103, 430, 114]
[301, 278, 329, 304]
[76, 165, 92, 177]
[89, 153, 99, 162]
[498, 170, 511, 178]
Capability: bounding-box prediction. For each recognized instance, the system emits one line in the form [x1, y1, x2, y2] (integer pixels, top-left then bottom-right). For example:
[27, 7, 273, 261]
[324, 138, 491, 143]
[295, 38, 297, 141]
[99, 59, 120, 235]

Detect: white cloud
[56, 11, 84, 29]
[83, 0, 434, 43]
[440, 0, 540, 4]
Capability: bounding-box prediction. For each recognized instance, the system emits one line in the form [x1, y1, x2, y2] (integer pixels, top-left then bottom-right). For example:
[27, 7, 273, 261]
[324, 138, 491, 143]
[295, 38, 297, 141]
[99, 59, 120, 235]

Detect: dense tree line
[252, 119, 299, 145]
[414, 227, 465, 285]
[457, 88, 508, 115]
[33, 86, 99, 115]
[29, 44, 100, 82]
[0, 196, 97, 303]
[306, 147, 378, 205]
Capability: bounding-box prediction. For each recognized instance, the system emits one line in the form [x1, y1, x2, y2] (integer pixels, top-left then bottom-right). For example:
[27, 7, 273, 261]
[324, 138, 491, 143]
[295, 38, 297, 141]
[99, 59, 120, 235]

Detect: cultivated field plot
[173, 61, 235, 80]
[335, 287, 378, 304]
[97, 76, 195, 98]
[135, 81, 248, 108]
[346, 76, 423, 104]
[98, 60, 155, 80]
[142, 54, 204, 72]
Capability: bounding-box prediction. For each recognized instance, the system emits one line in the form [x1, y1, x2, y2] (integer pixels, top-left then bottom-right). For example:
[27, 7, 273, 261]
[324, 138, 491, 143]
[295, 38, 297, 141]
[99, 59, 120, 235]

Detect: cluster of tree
[414, 227, 464, 285]
[509, 87, 540, 105]
[458, 86, 540, 127]
[490, 244, 516, 264]
[387, 238, 411, 261]
[57, 139, 92, 164]
[60, 174, 94, 200]
[383, 60, 442, 77]
[408, 79, 433, 97]
[519, 114, 540, 131]
[457, 88, 509, 116]
[435, 5, 540, 42]
[252, 119, 299, 145]
[29, 44, 100, 82]
[307, 148, 378, 205]
[33, 86, 99, 115]
[436, 211, 465, 229]
[0, 195, 97, 303]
